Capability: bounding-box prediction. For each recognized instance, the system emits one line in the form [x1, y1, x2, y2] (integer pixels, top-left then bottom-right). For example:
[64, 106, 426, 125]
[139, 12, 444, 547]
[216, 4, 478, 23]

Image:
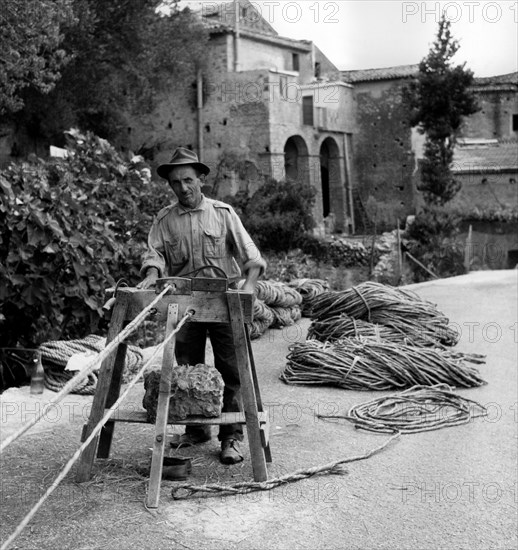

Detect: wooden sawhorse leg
[146, 304, 178, 509]
[227, 292, 268, 482]
[76, 295, 129, 482]
[245, 324, 272, 464]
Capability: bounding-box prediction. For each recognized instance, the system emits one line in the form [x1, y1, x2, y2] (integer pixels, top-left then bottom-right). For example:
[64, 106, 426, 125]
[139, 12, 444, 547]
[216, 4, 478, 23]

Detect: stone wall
[461, 90, 518, 139]
[448, 172, 518, 214]
[460, 220, 518, 269]
[351, 80, 416, 230]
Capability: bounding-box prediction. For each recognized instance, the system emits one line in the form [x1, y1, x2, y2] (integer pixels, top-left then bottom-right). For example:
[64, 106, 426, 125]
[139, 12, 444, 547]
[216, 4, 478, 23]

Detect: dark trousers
[175, 322, 243, 441]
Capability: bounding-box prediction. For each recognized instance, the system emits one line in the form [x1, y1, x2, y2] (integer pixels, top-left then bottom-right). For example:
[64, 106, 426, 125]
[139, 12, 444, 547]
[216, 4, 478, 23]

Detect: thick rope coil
[255, 280, 303, 308]
[250, 292, 302, 339]
[270, 306, 302, 329]
[39, 335, 144, 394]
[44, 370, 97, 395]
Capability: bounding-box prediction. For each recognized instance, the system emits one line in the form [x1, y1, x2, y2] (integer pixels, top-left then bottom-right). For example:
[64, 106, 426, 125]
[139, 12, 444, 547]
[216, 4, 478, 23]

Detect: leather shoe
[220, 438, 244, 464]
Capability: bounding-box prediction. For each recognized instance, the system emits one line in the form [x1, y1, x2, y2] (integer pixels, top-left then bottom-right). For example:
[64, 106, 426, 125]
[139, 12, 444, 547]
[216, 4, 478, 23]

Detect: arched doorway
[320, 141, 331, 217]
[284, 136, 309, 183]
[320, 137, 345, 232]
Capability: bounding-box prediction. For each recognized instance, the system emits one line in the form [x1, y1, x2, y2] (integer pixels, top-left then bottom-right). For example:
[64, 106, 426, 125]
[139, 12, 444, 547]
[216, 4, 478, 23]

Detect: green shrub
[404, 207, 464, 281]
[0, 129, 165, 349]
[225, 178, 317, 252]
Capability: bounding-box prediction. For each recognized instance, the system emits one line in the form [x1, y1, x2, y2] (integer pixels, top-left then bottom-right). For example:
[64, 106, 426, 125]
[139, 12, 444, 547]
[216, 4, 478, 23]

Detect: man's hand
[241, 266, 261, 293]
[137, 267, 159, 289]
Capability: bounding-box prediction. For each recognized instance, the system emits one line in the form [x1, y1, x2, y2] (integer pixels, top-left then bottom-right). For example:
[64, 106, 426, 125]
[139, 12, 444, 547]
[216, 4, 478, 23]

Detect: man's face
[167, 165, 203, 209]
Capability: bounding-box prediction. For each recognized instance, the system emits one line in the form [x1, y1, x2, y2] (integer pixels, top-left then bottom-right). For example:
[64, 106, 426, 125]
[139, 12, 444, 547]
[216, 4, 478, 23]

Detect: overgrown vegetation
[3, 0, 208, 146]
[224, 178, 317, 252]
[0, 0, 75, 114]
[404, 208, 464, 282]
[0, 129, 164, 350]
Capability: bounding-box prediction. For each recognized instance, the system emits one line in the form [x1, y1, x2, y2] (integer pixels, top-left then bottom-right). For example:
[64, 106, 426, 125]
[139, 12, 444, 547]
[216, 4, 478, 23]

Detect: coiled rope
[171, 431, 399, 499]
[249, 279, 327, 339]
[0, 285, 172, 455]
[317, 384, 488, 434]
[281, 339, 486, 390]
[255, 280, 302, 308]
[308, 282, 459, 347]
[40, 335, 143, 395]
[0, 307, 192, 550]
[287, 278, 329, 316]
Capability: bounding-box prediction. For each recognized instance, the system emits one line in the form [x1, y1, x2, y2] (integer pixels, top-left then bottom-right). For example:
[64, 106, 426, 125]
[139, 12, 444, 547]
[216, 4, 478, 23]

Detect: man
[138, 147, 266, 464]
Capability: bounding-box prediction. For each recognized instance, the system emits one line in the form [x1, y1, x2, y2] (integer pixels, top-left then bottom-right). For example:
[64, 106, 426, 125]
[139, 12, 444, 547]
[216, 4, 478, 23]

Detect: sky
[178, 0, 518, 77]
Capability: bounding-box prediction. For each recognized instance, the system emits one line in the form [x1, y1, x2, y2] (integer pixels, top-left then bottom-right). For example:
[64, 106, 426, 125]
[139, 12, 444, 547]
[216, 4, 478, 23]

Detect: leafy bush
[225, 178, 317, 252]
[405, 207, 459, 243]
[0, 129, 165, 349]
[404, 207, 464, 281]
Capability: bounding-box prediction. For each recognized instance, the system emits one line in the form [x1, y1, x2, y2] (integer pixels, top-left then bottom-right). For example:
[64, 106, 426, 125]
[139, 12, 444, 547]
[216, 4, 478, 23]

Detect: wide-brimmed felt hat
[157, 147, 210, 179]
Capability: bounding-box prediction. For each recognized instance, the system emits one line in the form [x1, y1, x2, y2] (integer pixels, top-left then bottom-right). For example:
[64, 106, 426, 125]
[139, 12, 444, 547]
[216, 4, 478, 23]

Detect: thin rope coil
[317, 384, 488, 434]
[281, 339, 486, 390]
[308, 282, 459, 347]
[0, 308, 192, 550]
[307, 313, 467, 349]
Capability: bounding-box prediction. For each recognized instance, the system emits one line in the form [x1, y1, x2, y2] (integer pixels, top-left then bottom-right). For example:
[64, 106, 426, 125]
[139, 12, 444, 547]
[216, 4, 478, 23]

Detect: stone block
[142, 364, 224, 423]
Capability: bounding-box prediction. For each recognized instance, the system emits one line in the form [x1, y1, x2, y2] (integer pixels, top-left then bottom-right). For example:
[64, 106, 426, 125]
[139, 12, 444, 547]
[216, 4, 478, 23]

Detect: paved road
[233, 269, 517, 550]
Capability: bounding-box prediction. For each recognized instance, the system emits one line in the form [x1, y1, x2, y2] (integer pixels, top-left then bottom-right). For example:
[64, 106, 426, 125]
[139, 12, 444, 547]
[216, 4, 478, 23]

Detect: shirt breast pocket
[166, 238, 187, 266]
[203, 229, 226, 258]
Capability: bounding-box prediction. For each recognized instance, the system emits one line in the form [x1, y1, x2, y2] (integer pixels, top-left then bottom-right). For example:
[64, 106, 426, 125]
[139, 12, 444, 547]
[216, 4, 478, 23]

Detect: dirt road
[1, 270, 516, 549]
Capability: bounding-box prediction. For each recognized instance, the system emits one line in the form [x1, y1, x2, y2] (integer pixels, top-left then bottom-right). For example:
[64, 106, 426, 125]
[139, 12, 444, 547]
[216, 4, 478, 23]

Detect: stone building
[449, 72, 518, 269]
[1, 1, 515, 240]
[341, 66, 518, 233]
[340, 65, 419, 231]
[450, 72, 518, 211]
[130, 0, 356, 233]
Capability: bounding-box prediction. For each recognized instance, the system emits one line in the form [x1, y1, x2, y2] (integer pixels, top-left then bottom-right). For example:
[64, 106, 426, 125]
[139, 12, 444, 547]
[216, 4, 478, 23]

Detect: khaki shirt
[141, 196, 266, 281]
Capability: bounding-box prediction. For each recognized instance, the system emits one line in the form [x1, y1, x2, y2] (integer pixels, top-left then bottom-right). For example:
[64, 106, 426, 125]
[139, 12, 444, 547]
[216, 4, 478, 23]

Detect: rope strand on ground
[171, 432, 400, 499]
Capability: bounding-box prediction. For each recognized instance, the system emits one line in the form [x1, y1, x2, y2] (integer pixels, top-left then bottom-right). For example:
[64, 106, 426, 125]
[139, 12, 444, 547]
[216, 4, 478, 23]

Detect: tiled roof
[473, 72, 518, 87]
[341, 64, 419, 83]
[452, 141, 518, 173]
